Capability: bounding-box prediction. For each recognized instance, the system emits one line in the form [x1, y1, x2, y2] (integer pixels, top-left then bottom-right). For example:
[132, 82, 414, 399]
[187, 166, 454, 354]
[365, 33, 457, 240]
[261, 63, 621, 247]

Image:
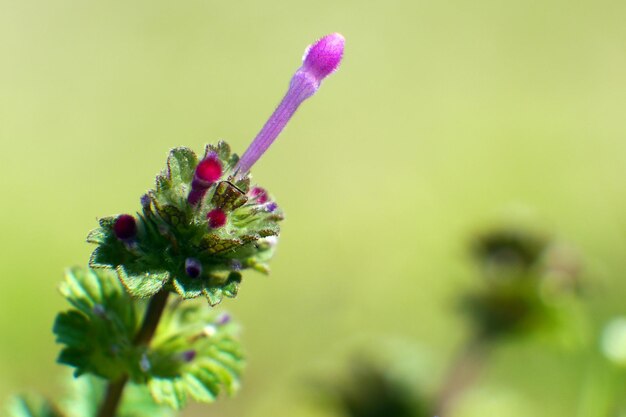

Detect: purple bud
[266, 202, 278, 213]
[302, 33, 345, 83]
[113, 214, 137, 240]
[185, 257, 203, 278]
[216, 313, 231, 326]
[235, 33, 345, 175]
[93, 304, 106, 318]
[181, 349, 197, 363]
[139, 353, 151, 372]
[230, 259, 242, 271]
[140, 194, 151, 209]
[249, 186, 269, 204]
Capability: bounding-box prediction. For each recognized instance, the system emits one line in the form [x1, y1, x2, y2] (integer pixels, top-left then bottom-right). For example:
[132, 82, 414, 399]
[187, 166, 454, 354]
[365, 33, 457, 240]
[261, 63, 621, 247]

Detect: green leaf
[5, 395, 64, 417]
[54, 266, 243, 412]
[143, 303, 244, 409]
[147, 379, 186, 410]
[167, 148, 198, 186]
[171, 272, 241, 307]
[53, 267, 139, 380]
[117, 266, 169, 299]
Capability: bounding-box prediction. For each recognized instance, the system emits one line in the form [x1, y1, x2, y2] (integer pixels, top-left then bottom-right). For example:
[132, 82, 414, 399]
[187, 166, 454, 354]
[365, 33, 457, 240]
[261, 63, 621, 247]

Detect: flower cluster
[87, 33, 345, 306]
[88, 142, 283, 305]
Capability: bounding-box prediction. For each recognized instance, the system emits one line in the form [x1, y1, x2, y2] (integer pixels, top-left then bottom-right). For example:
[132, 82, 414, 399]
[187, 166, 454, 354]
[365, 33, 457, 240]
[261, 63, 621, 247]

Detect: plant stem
[96, 290, 170, 417]
[133, 290, 170, 345]
[435, 336, 490, 417]
[96, 375, 129, 417]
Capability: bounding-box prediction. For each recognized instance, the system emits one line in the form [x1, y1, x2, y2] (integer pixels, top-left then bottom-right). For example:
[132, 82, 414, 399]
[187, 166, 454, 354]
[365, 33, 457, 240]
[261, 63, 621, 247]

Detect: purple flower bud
[188, 154, 223, 205]
[140, 194, 151, 209]
[180, 349, 197, 363]
[93, 304, 106, 318]
[113, 214, 137, 240]
[266, 202, 278, 213]
[140, 353, 151, 372]
[249, 186, 269, 204]
[236, 33, 345, 175]
[216, 313, 231, 326]
[302, 32, 345, 83]
[185, 257, 203, 278]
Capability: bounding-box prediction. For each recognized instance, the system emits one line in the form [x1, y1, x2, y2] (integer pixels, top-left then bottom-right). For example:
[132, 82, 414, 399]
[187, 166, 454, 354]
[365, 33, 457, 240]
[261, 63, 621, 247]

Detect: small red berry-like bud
[195, 156, 222, 184]
[188, 155, 223, 206]
[114, 214, 137, 240]
[207, 208, 227, 229]
[249, 187, 269, 204]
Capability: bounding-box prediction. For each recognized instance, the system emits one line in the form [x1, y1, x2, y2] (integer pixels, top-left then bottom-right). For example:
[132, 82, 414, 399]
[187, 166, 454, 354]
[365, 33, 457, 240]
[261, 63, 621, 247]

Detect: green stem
[96, 376, 128, 417]
[96, 290, 170, 417]
[435, 336, 490, 417]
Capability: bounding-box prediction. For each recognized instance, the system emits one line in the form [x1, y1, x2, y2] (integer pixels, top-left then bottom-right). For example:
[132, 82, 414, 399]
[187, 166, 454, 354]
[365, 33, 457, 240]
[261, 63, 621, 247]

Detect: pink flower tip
[302, 33, 345, 82]
[249, 186, 269, 204]
[195, 155, 222, 184]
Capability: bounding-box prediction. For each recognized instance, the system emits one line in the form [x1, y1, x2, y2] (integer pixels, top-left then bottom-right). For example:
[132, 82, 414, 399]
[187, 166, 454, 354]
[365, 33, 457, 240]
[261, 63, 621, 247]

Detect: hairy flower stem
[134, 290, 170, 345]
[435, 336, 491, 417]
[96, 290, 170, 417]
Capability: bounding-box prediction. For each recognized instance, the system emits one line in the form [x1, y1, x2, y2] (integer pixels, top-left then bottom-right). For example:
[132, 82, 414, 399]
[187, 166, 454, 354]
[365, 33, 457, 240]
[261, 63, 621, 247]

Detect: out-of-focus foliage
[4, 375, 175, 417]
[62, 375, 174, 417]
[5, 395, 64, 417]
[462, 225, 583, 340]
[322, 358, 432, 417]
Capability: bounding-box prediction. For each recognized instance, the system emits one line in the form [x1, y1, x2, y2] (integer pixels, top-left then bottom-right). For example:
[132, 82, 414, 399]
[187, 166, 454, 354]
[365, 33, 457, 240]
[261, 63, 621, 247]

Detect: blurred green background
[1, 0, 626, 416]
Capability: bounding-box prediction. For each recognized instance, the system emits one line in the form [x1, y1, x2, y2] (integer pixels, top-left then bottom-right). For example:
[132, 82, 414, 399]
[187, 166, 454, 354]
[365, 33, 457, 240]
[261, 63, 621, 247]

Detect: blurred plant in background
[319, 223, 590, 417]
[323, 358, 432, 417]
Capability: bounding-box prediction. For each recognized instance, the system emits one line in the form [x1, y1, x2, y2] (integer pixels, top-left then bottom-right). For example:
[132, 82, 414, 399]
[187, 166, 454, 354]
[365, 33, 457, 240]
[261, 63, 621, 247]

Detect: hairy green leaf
[143, 303, 244, 409]
[53, 267, 140, 380]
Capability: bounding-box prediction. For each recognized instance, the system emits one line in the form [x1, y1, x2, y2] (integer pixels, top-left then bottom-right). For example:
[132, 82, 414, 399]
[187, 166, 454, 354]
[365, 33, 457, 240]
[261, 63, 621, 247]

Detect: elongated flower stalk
[236, 33, 345, 175]
[17, 33, 347, 417]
